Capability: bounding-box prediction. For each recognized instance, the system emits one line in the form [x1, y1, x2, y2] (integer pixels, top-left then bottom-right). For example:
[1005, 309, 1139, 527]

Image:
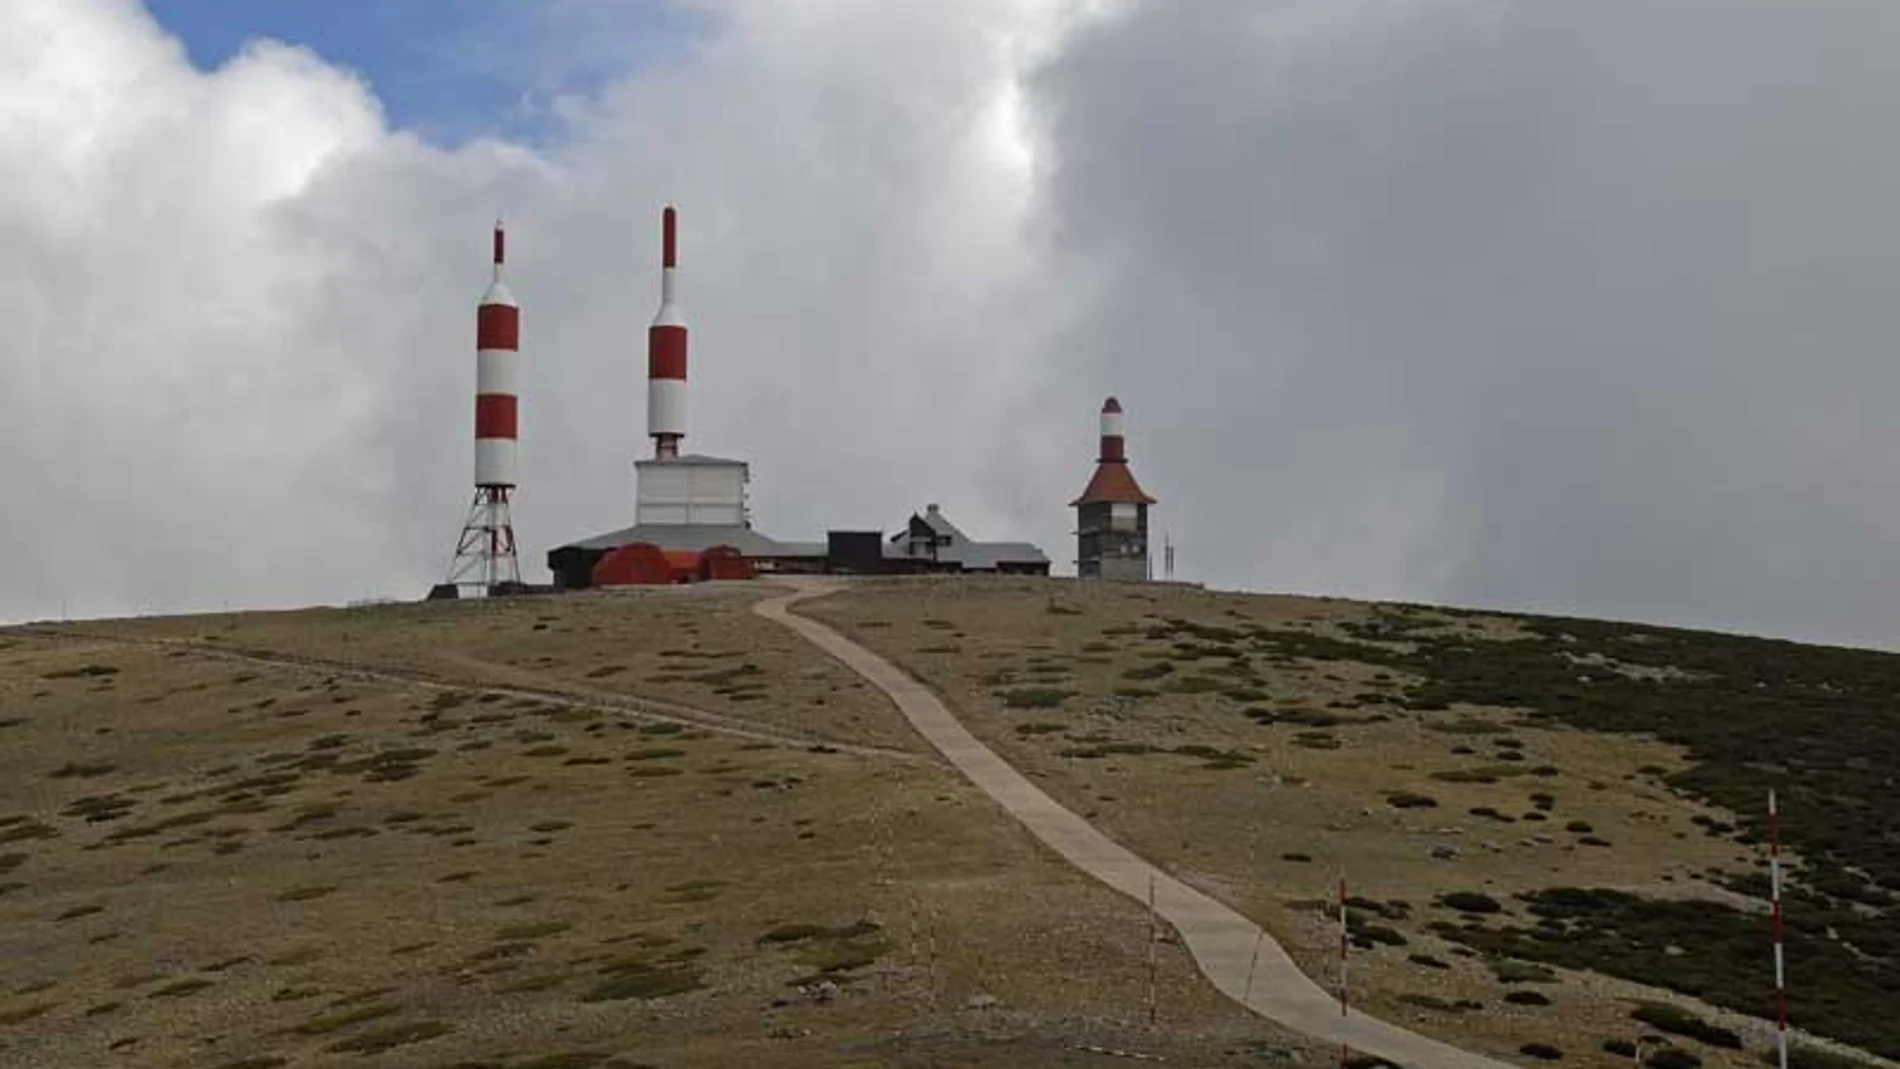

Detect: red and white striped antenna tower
[648, 204, 688, 459]
[446, 220, 522, 592]
[1770, 789, 1788, 1069]
[1338, 874, 1351, 1069]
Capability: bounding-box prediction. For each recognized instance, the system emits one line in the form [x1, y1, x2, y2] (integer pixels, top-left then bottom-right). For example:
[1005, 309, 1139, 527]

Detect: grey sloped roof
[560, 523, 816, 556]
[882, 534, 1049, 568]
[954, 541, 1050, 568]
[881, 505, 1049, 569]
[920, 509, 968, 542]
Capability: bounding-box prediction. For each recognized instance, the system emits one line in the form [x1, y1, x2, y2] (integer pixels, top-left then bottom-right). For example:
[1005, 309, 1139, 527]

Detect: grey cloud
[1023, 0, 1900, 646]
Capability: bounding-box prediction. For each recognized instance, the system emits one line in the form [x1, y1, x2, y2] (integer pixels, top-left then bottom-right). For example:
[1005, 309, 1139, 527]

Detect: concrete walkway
[757, 580, 1517, 1069]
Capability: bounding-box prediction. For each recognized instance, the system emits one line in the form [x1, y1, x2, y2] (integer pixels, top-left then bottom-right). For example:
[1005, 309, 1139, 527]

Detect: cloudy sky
[4, 0, 1897, 649]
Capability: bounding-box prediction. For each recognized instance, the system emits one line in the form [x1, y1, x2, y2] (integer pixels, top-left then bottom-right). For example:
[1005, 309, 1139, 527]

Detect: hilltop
[0, 579, 1894, 1068]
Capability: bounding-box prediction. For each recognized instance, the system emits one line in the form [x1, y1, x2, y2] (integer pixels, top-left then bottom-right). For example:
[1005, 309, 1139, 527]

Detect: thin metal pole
[1770, 789, 1788, 1069]
[1243, 929, 1264, 1005]
[1146, 874, 1159, 1026]
[1339, 874, 1350, 1069]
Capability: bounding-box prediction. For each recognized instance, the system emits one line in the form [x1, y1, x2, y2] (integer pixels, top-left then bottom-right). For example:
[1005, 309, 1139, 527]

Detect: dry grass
[805, 577, 1807, 1069]
[0, 586, 1310, 1067]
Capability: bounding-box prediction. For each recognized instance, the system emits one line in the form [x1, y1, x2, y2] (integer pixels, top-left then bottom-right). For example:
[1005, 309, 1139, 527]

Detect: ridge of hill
[0, 578, 1894, 1069]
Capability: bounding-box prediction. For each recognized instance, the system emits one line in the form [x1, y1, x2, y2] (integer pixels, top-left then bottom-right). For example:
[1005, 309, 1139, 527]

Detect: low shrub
[1121, 662, 1176, 681]
[1352, 923, 1408, 948]
[1397, 993, 1482, 1013]
[1060, 742, 1156, 759]
[1440, 892, 1502, 914]
[1014, 722, 1066, 735]
[1519, 1043, 1562, 1060]
[326, 1021, 453, 1054]
[996, 688, 1074, 709]
[1505, 990, 1552, 1006]
[1490, 960, 1558, 984]
[1387, 792, 1439, 809]
[1250, 706, 1358, 728]
[1630, 1004, 1742, 1049]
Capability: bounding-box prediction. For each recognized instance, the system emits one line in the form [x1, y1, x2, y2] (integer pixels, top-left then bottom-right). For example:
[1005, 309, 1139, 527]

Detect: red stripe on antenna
[474, 393, 518, 439]
[477, 305, 519, 350]
[649, 326, 687, 379]
[493, 224, 505, 266]
[663, 205, 677, 268]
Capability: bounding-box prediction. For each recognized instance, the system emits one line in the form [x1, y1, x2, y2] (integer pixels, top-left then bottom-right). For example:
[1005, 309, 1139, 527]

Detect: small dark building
[826, 531, 886, 573]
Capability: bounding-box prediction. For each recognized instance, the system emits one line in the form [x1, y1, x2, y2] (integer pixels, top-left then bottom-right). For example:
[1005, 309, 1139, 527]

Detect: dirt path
[757, 579, 1520, 1069]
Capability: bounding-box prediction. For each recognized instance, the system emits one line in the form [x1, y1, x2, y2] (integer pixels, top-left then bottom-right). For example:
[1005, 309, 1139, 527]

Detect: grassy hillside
[805, 579, 1900, 1067]
[0, 588, 1305, 1068]
[3, 577, 1894, 1068]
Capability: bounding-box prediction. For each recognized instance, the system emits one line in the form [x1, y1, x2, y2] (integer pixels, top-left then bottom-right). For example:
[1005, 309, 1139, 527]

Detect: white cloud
[0, 0, 1088, 620]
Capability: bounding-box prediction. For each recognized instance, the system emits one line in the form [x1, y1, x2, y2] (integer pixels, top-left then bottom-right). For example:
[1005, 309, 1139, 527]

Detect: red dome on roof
[1102, 396, 1122, 413]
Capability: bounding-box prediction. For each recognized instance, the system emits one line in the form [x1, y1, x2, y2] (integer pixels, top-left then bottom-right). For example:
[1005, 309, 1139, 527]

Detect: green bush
[1630, 1004, 1742, 1049]
[996, 688, 1074, 709]
[1386, 792, 1439, 809]
[1490, 960, 1557, 984]
[1519, 1044, 1562, 1060]
[1397, 993, 1482, 1013]
[1060, 742, 1156, 759]
[1014, 722, 1066, 735]
[1440, 892, 1502, 914]
[1351, 923, 1408, 948]
[1165, 675, 1227, 694]
[1121, 662, 1176, 681]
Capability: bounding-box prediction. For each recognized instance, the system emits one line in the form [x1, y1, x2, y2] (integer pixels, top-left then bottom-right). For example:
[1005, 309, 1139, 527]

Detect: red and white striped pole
[446, 219, 523, 591]
[1770, 790, 1788, 1069]
[1147, 874, 1159, 1026]
[647, 205, 688, 459]
[1339, 875, 1351, 1069]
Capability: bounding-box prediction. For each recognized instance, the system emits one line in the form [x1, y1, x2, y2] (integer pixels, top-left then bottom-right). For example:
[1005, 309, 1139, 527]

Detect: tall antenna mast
[445, 220, 523, 595]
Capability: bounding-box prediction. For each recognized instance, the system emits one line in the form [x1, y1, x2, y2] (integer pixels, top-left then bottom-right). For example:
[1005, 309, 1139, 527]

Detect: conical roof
[1071, 462, 1156, 507]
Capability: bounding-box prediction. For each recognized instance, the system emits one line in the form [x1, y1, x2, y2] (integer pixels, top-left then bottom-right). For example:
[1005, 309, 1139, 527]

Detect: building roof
[633, 454, 749, 469]
[888, 505, 1050, 567]
[940, 541, 1050, 569]
[559, 523, 810, 556]
[1072, 461, 1157, 506]
[557, 505, 1048, 568]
